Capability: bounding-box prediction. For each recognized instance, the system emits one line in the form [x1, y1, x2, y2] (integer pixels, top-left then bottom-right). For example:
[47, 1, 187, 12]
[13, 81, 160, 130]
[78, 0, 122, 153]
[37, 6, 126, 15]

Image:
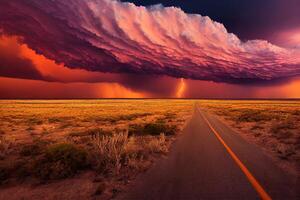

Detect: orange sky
[1, 75, 300, 99]
[0, 77, 147, 98]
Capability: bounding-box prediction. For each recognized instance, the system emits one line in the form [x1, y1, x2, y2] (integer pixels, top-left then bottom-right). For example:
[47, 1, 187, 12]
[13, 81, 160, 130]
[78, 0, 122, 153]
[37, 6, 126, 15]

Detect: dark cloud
[0, 0, 299, 84]
[0, 36, 43, 80]
[118, 74, 178, 96]
[0, 56, 42, 80]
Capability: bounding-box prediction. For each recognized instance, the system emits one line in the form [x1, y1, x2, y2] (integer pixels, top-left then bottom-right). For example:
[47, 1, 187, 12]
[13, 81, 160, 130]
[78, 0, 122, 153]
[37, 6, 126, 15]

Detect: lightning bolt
[176, 78, 186, 98]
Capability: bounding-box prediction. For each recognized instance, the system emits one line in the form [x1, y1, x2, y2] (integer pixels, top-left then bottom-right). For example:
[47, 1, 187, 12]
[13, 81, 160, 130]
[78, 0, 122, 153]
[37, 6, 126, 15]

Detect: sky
[0, 0, 300, 98]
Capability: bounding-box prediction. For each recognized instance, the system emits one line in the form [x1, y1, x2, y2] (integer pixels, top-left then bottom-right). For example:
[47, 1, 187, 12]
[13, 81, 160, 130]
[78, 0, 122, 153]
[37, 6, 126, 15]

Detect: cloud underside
[0, 0, 300, 83]
[0, 36, 44, 80]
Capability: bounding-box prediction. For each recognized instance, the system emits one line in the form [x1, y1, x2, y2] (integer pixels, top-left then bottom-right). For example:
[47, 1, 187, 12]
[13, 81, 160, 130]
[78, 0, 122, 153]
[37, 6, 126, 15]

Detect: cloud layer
[0, 0, 300, 83]
[0, 36, 44, 80]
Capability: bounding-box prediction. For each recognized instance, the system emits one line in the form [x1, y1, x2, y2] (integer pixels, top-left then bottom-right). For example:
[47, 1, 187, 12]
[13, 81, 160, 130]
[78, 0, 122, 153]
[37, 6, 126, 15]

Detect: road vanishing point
[118, 104, 299, 200]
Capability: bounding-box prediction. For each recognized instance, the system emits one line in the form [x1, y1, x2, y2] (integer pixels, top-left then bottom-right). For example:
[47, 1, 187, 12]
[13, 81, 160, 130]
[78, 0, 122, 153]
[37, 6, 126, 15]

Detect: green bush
[34, 143, 88, 180]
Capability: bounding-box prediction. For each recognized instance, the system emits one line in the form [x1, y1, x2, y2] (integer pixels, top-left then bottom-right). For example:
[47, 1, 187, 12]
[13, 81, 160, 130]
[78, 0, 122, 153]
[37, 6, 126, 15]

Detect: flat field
[0, 100, 194, 199]
[1, 99, 299, 199]
[0, 100, 193, 143]
[199, 100, 300, 174]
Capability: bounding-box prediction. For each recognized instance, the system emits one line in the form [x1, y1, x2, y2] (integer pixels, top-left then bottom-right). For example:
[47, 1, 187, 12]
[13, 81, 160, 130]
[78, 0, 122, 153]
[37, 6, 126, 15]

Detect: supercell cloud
[0, 0, 300, 83]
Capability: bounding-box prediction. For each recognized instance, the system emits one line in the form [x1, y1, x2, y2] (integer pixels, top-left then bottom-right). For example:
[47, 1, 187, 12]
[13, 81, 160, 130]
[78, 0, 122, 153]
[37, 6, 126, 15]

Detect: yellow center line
[197, 106, 272, 200]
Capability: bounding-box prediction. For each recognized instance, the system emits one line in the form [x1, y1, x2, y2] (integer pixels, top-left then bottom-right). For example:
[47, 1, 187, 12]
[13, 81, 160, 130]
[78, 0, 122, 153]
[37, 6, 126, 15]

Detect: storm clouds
[0, 0, 300, 84]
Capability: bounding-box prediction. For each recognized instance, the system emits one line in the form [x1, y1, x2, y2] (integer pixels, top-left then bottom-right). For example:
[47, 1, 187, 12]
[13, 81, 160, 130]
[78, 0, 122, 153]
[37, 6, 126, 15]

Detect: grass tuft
[92, 131, 130, 174]
[146, 134, 168, 154]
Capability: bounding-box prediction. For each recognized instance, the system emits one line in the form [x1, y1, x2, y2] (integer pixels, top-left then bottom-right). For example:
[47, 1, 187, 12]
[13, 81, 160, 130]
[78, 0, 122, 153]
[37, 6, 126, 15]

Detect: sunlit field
[0, 100, 193, 198]
[1, 99, 299, 199]
[199, 100, 300, 174]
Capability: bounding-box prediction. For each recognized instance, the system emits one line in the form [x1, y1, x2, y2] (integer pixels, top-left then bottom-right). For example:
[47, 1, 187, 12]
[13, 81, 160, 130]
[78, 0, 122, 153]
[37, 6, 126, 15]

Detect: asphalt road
[118, 104, 299, 200]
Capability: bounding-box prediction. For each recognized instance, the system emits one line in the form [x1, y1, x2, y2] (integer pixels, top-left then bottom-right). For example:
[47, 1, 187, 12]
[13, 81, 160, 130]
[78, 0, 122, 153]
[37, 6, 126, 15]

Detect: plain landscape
[0, 99, 299, 199]
[0, 100, 193, 199]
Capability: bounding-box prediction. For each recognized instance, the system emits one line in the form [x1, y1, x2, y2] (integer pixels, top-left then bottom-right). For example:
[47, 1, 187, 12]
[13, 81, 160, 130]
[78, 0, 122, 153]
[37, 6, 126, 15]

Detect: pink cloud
[0, 0, 300, 83]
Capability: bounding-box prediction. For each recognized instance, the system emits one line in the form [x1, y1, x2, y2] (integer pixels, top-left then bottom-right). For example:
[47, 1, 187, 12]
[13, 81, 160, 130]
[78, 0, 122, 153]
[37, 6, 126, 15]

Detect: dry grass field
[199, 100, 300, 175]
[1, 99, 299, 199]
[0, 100, 193, 199]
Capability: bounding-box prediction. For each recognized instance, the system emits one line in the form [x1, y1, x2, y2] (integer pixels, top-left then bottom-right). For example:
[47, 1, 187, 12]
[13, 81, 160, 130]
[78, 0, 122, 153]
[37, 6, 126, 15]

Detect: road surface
[118, 104, 299, 200]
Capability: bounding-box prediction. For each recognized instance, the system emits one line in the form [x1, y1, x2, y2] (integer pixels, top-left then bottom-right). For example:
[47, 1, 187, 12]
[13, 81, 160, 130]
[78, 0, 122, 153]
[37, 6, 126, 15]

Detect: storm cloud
[0, 0, 300, 83]
[0, 36, 44, 80]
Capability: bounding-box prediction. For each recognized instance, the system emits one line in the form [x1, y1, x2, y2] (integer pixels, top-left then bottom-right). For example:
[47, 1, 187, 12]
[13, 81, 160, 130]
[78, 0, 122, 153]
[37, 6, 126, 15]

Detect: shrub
[129, 122, 177, 136]
[14, 160, 31, 180]
[145, 134, 168, 154]
[27, 118, 43, 125]
[128, 124, 144, 136]
[292, 110, 300, 116]
[48, 117, 63, 123]
[26, 126, 35, 131]
[97, 113, 151, 123]
[271, 120, 295, 134]
[59, 122, 72, 129]
[94, 182, 106, 196]
[164, 112, 176, 119]
[92, 132, 130, 174]
[20, 142, 45, 157]
[250, 124, 264, 131]
[144, 122, 177, 135]
[276, 144, 296, 159]
[69, 128, 111, 137]
[0, 166, 9, 184]
[91, 131, 163, 174]
[236, 110, 270, 122]
[0, 136, 12, 159]
[34, 143, 88, 180]
[270, 120, 295, 140]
